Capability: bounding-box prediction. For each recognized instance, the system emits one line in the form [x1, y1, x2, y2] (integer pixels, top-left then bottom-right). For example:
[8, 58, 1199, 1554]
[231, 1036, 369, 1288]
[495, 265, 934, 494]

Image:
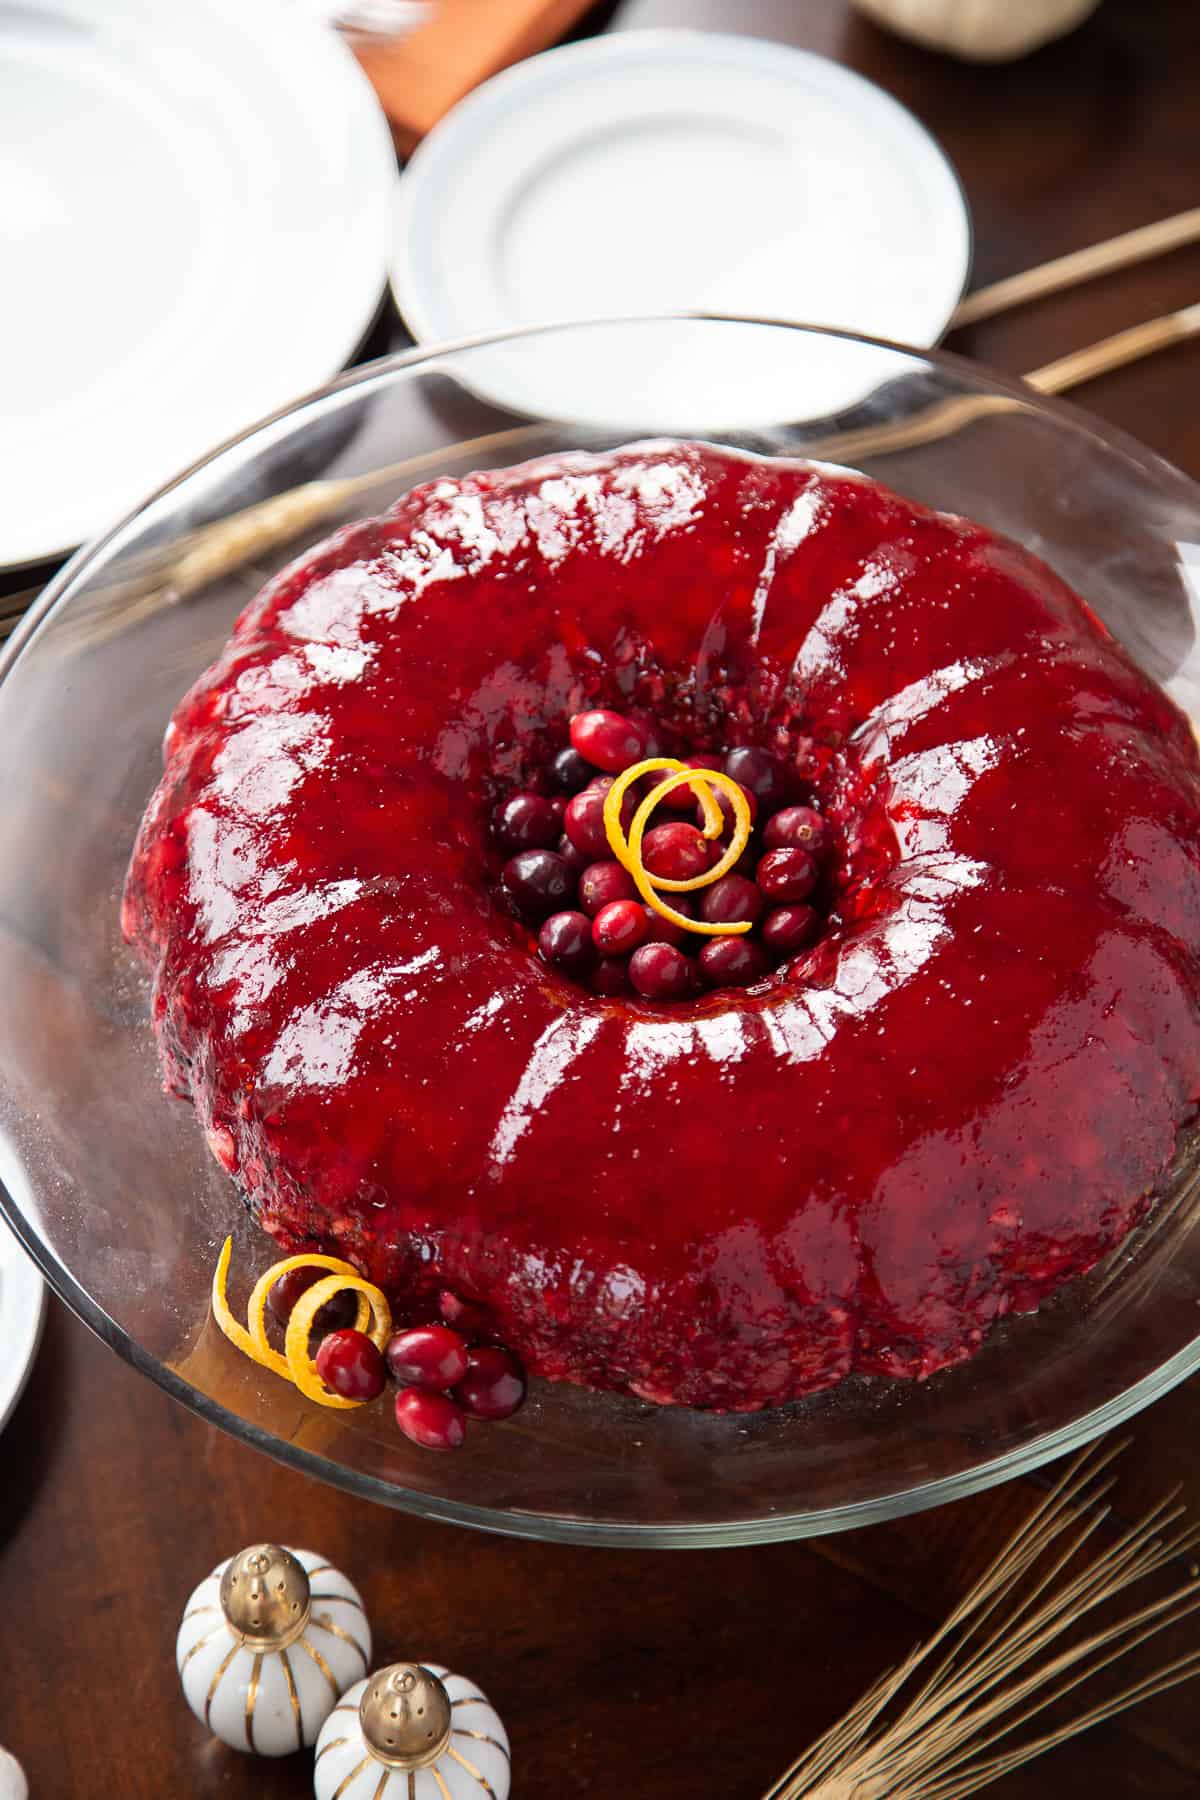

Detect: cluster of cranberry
[268, 1268, 525, 1451]
[495, 707, 830, 1000]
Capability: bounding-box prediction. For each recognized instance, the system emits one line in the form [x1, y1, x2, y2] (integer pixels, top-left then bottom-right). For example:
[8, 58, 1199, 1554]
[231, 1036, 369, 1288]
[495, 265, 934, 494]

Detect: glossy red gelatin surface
[123, 442, 1200, 1410]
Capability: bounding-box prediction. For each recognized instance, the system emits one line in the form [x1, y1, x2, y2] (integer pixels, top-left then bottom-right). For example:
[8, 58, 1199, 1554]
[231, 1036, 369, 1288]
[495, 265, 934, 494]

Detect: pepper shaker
[315, 1661, 510, 1798]
[177, 1543, 371, 1754]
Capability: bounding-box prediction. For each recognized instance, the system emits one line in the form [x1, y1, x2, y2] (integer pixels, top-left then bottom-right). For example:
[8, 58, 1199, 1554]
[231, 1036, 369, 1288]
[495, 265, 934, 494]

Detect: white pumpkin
[852, 0, 1101, 62]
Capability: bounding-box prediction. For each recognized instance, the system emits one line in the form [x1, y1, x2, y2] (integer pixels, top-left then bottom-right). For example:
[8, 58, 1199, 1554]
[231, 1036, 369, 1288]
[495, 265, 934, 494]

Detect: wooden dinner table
[3, 1, 1200, 1794]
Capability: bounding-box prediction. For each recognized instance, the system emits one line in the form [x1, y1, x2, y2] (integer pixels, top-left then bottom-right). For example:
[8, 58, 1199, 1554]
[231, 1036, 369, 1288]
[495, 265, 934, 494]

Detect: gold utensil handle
[1027, 302, 1200, 393]
[811, 302, 1200, 466]
[953, 208, 1200, 327]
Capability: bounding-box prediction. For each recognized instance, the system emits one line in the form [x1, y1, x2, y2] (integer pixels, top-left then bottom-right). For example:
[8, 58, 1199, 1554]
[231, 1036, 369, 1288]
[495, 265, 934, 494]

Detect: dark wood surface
[5, 2, 1200, 1794]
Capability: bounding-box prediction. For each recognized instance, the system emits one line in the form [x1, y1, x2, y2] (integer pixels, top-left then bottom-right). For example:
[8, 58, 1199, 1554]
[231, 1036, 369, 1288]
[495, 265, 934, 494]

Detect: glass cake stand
[3, 316, 1200, 1548]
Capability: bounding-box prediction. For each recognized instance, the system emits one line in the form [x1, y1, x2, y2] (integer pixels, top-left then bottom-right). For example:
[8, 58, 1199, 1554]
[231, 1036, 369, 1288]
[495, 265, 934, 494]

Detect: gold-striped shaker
[314, 1661, 510, 1799]
[177, 1544, 371, 1755]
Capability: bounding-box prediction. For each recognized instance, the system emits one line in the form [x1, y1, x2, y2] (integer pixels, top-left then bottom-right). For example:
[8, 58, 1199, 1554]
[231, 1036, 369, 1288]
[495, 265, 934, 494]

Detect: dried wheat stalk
[766, 1438, 1200, 1800]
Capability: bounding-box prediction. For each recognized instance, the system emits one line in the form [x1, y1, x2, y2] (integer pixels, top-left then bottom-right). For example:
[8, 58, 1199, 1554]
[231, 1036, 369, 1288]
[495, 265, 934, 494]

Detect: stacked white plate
[0, 0, 395, 568]
[0, 1215, 43, 1434]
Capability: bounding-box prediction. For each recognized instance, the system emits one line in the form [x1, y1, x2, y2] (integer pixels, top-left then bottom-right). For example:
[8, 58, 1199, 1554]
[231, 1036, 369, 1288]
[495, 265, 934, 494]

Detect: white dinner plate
[390, 30, 972, 428]
[0, 1211, 44, 1435]
[0, 0, 396, 568]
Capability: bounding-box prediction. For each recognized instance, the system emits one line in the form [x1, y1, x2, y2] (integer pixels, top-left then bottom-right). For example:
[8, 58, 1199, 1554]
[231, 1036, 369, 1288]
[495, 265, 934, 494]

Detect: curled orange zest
[212, 1235, 262, 1363]
[247, 1252, 369, 1377]
[602, 759, 754, 936]
[212, 1237, 389, 1409]
[284, 1272, 392, 1409]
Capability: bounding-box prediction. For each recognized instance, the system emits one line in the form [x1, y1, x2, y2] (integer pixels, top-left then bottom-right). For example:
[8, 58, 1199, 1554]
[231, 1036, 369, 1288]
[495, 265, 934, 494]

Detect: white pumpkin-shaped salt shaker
[0, 1748, 28, 1800]
[177, 1543, 371, 1755]
[315, 1661, 510, 1800]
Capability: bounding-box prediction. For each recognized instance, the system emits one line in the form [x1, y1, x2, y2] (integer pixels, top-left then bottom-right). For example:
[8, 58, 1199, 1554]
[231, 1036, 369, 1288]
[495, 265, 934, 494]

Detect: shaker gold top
[359, 1663, 453, 1769]
[218, 1544, 311, 1650]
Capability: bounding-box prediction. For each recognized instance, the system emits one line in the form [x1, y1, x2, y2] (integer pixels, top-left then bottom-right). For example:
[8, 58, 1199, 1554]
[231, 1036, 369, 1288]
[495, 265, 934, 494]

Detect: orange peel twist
[283, 1272, 391, 1409]
[602, 757, 754, 936]
[212, 1236, 391, 1408]
[212, 1235, 263, 1363]
[248, 1253, 370, 1376]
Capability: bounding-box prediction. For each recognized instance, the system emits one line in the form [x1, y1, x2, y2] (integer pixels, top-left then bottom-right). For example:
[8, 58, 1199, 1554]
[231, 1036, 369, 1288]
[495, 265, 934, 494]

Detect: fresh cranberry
[642, 822, 715, 882]
[538, 911, 594, 979]
[386, 1324, 470, 1390]
[687, 753, 723, 771]
[629, 942, 696, 1000]
[268, 1266, 357, 1334]
[495, 792, 560, 853]
[546, 795, 567, 828]
[698, 937, 770, 989]
[502, 849, 574, 921]
[549, 745, 596, 793]
[723, 746, 788, 811]
[757, 847, 818, 902]
[563, 789, 606, 859]
[578, 860, 637, 915]
[438, 1289, 494, 1339]
[557, 833, 591, 876]
[761, 904, 819, 956]
[588, 773, 639, 808]
[563, 784, 634, 860]
[763, 805, 830, 857]
[696, 781, 757, 834]
[592, 957, 632, 996]
[699, 873, 764, 926]
[592, 898, 649, 956]
[395, 1388, 466, 1450]
[642, 899, 694, 947]
[569, 708, 648, 773]
[314, 1329, 387, 1402]
[455, 1347, 526, 1420]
